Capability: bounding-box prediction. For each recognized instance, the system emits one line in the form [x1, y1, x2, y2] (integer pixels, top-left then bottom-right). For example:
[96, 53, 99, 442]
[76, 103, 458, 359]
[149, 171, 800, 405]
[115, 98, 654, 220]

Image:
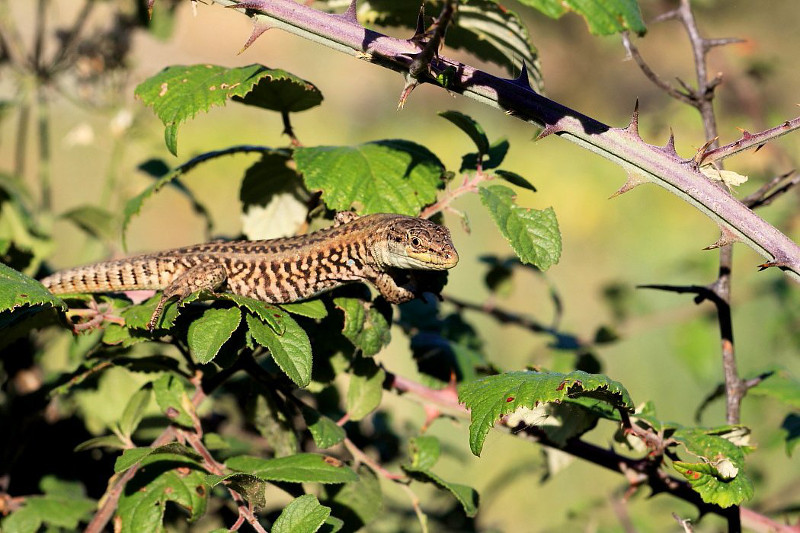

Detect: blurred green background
[1, 0, 798, 530]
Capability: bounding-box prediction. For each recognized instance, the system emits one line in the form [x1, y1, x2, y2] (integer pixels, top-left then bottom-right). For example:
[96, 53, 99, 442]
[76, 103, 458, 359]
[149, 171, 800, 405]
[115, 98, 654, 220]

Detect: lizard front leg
[371, 271, 416, 304]
[148, 263, 227, 330]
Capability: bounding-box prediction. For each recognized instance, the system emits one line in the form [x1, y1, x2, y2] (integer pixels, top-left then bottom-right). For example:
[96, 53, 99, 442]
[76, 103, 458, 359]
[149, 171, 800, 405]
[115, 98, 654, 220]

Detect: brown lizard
[41, 212, 459, 329]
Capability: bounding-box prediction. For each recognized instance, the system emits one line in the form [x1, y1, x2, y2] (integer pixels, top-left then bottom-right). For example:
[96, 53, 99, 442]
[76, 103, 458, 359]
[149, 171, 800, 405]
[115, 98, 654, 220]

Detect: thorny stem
[214, 0, 800, 281]
[419, 169, 491, 219]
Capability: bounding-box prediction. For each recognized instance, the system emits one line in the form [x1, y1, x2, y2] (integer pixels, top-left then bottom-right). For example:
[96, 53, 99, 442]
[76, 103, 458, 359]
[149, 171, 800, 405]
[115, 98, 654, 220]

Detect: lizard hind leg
[147, 263, 228, 330]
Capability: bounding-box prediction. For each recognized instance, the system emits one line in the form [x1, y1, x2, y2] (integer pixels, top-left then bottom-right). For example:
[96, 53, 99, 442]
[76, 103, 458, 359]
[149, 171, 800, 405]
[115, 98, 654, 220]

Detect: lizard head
[373, 215, 459, 270]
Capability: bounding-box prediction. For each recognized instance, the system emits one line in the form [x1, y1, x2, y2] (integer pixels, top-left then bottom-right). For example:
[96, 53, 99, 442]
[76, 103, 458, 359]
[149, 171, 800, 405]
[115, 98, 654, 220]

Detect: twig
[343, 438, 405, 481]
[419, 169, 491, 219]
[700, 118, 800, 166]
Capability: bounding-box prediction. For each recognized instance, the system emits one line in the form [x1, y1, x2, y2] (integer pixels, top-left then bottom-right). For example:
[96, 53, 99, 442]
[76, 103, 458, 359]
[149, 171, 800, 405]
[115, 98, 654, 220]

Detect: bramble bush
[1, 1, 798, 531]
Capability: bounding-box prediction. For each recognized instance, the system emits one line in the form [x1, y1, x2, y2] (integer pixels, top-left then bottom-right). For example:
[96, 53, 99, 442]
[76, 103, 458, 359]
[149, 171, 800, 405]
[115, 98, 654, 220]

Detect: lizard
[40, 212, 459, 330]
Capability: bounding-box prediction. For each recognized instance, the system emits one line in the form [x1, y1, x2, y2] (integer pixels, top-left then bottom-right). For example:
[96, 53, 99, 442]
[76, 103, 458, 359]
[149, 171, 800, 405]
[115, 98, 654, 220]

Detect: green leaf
[119, 386, 153, 438]
[781, 414, 800, 456]
[135, 64, 309, 155]
[347, 357, 385, 421]
[518, 0, 646, 35]
[0, 262, 66, 313]
[405, 466, 479, 518]
[439, 111, 489, 155]
[60, 205, 119, 242]
[302, 406, 346, 449]
[460, 138, 509, 172]
[459, 370, 633, 456]
[220, 292, 285, 334]
[152, 374, 196, 428]
[1, 478, 95, 533]
[246, 312, 312, 387]
[232, 70, 323, 113]
[671, 427, 754, 507]
[114, 443, 202, 473]
[187, 307, 242, 364]
[74, 434, 127, 452]
[322, 465, 381, 530]
[334, 297, 391, 357]
[294, 140, 443, 215]
[116, 459, 208, 532]
[272, 494, 331, 533]
[479, 185, 561, 270]
[226, 453, 358, 484]
[748, 369, 800, 409]
[121, 294, 180, 331]
[408, 436, 441, 471]
[282, 299, 328, 319]
[102, 323, 150, 347]
[206, 473, 270, 511]
[495, 169, 537, 192]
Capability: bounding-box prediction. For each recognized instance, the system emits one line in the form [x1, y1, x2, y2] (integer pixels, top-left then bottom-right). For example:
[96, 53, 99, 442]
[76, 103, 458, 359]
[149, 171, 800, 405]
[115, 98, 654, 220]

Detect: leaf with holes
[480, 185, 561, 270]
[135, 64, 316, 154]
[0, 263, 66, 314]
[671, 427, 754, 507]
[459, 370, 633, 456]
[116, 457, 208, 532]
[294, 140, 443, 215]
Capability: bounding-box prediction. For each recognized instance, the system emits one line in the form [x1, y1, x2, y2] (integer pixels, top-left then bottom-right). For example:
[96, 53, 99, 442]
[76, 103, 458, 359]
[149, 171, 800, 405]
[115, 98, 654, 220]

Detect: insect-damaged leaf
[135, 64, 320, 155]
[459, 370, 633, 456]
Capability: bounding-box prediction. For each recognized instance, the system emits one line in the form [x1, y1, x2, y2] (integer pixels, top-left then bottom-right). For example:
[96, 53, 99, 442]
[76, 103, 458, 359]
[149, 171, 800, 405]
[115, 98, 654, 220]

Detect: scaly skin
[41, 212, 459, 329]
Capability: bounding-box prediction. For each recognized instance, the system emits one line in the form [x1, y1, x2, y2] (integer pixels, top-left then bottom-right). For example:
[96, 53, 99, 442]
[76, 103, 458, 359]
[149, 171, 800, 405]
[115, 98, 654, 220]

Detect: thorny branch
[214, 0, 800, 282]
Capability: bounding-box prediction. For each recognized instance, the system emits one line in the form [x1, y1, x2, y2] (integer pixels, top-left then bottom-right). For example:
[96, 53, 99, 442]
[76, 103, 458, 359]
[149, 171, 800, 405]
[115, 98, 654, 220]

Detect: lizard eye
[410, 236, 421, 247]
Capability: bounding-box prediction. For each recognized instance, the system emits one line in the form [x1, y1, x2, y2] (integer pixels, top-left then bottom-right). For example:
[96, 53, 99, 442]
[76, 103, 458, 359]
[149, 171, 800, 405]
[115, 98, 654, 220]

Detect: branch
[210, 0, 800, 281]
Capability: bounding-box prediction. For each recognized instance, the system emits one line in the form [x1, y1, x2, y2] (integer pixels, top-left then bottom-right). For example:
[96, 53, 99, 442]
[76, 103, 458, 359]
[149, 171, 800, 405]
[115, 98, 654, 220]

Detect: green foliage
[135, 64, 320, 155]
[294, 141, 444, 215]
[0, 477, 95, 533]
[2, 0, 798, 531]
[518, 0, 646, 35]
[271, 494, 332, 533]
[225, 453, 359, 484]
[459, 370, 633, 455]
[479, 185, 562, 270]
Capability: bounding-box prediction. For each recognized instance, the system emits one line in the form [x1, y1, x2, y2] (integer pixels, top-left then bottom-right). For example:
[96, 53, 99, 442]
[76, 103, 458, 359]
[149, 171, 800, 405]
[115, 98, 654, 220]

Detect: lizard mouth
[406, 249, 459, 270]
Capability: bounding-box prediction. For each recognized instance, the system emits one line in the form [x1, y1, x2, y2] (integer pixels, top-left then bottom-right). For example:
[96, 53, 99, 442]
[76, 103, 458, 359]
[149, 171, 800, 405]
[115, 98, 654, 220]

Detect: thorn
[754, 143, 766, 153]
[239, 20, 271, 53]
[663, 128, 678, 155]
[338, 0, 359, 23]
[412, 4, 426, 41]
[511, 62, 533, 90]
[535, 124, 559, 141]
[609, 172, 648, 199]
[398, 78, 419, 110]
[626, 99, 640, 136]
[693, 137, 718, 165]
[703, 226, 739, 250]
[757, 259, 790, 271]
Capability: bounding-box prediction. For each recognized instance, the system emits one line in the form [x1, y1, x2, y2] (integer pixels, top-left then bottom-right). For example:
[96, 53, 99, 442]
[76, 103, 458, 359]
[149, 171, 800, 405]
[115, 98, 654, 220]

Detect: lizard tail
[40, 257, 170, 295]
